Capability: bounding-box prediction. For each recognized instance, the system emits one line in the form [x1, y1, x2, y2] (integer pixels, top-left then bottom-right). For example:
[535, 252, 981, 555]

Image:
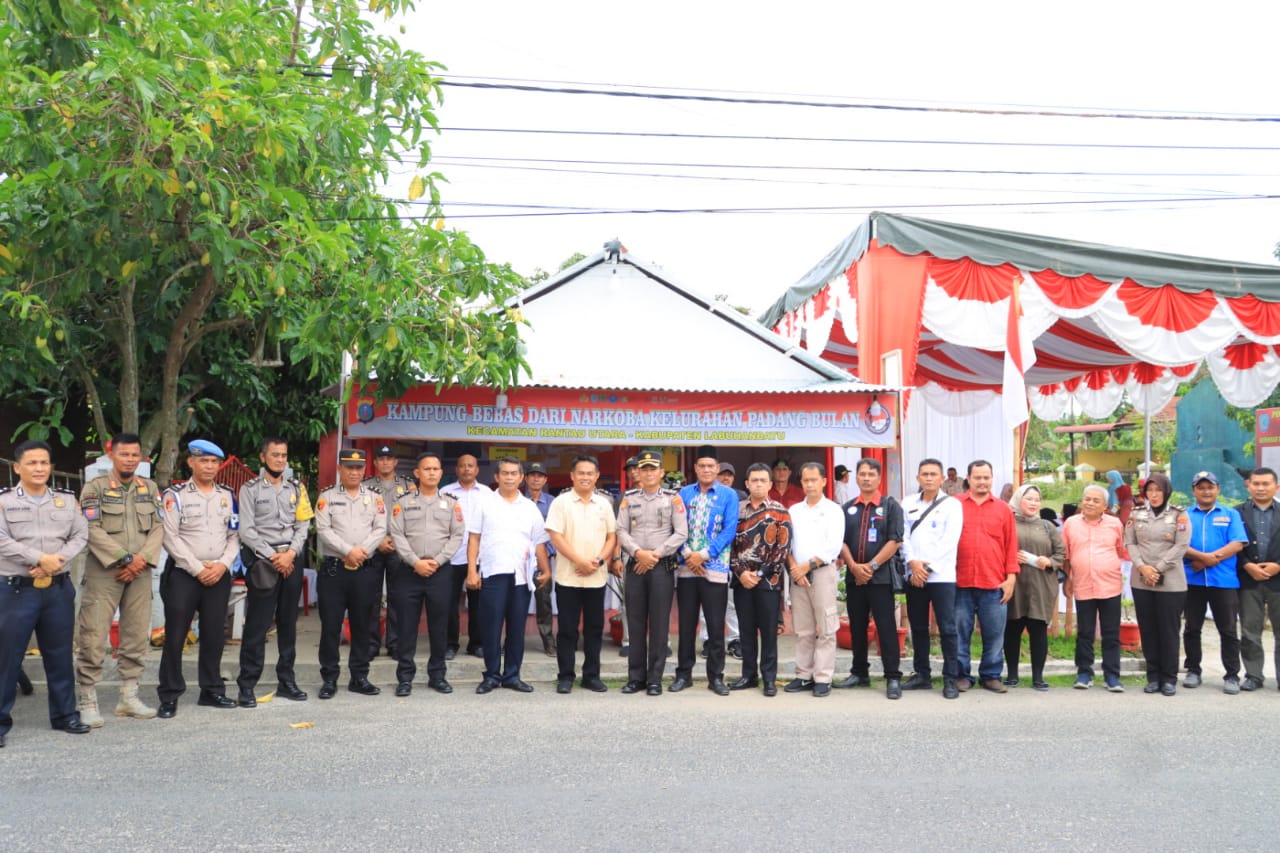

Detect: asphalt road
[2, 674, 1275, 852]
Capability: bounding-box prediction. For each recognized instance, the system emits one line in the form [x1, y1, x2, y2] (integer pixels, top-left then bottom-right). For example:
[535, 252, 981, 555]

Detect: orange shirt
[1062, 513, 1128, 600]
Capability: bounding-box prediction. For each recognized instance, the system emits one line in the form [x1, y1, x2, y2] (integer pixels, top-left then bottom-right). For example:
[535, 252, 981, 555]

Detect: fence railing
[0, 458, 84, 492]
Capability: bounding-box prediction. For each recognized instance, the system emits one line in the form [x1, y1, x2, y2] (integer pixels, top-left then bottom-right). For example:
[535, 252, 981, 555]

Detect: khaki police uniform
[388, 490, 465, 686]
[76, 474, 164, 689]
[314, 484, 386, 686]
[157, 481, 239, 704]
[362, 473, 415, 659]
[235, 474, 313, 695]
[0, 485, 88, 737]
[616, 487, 688, 688]
[1124, 503, 1191, 688]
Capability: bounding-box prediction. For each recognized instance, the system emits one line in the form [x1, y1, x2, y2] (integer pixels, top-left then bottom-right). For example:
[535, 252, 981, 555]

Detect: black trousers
[733, 582, 781, 683]
[1075, 595, 1122, 680]
[555, 583, 605, 681]
[393, 564, 453, 684]
[1133, 587, 1186, 685]
[447, 561, 482, 653]
[1004, 616, 1049, 682]
[317, 559, 376, 684]
[846, 578, 901, 679]
[366, 549, 402, 657]
[676, 576, 728, 682]
[1184, 584, 1241, 678]
[236, 560, 304, 691]
[905, 581, 958, 680]
[625, 562, 675, 685]
[158, 565, 231, 702]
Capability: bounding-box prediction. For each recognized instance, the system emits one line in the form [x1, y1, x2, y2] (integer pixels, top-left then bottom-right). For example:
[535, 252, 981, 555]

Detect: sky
[378, 1, 1280, 315]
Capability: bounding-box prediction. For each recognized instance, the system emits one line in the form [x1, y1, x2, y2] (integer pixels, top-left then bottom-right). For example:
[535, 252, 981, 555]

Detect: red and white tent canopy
[761, 213, 1280, 422]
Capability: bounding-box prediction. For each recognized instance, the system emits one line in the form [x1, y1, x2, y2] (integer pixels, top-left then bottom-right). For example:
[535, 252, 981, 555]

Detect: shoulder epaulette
[53, 486, 77, 495]
[244, 476, 262, 488]
[439, 491, 457, 500]
[0, 487, 11, 496]
[624, 488, 641, 496]
[594, 488, 612, 498]
[660, 488, 678, 496]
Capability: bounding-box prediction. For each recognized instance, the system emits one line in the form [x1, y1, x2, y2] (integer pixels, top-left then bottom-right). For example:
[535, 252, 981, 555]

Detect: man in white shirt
[466, 457, 550, 694]
[900, 458, 965, 699]
[833, 465, 852, 505]
[442, 454, 491, 659]
[785, 462, 845, 697]
[545, 455, 619, 695]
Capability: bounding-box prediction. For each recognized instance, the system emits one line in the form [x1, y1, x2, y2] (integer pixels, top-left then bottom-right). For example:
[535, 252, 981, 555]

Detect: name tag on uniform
[1212, 516, 1230, 526]
[868, 528, 878, 544]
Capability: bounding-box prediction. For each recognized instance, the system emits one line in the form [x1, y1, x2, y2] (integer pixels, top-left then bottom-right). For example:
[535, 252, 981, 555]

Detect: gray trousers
[1239, 584, 1280, 684]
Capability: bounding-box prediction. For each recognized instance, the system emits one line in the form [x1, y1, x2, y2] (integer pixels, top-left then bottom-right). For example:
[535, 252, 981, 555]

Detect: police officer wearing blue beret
[156, 439, 241, 718]
[0, 440, 91, 747]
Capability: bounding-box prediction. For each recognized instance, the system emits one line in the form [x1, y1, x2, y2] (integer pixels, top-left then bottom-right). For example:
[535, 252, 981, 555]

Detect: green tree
[0, 0, 526, 483]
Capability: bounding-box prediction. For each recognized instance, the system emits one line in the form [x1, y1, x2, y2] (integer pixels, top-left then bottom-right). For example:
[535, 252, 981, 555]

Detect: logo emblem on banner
[866, 399, 893, 435]
[356, 397, 375, 424]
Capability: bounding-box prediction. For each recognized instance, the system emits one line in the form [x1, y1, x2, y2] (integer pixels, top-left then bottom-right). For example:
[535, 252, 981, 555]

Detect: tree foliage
[0, 0, 527, 482]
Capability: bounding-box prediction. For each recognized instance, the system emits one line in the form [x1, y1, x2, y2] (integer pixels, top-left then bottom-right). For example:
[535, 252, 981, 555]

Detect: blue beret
[188, 439, 226, 459]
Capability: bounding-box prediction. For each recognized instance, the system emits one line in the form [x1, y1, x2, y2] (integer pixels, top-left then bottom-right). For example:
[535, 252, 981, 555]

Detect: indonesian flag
[1002, 275, 1037, 429]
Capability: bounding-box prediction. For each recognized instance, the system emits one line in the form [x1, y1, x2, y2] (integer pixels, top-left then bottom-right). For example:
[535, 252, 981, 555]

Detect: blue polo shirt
[1184, 502, 1247, 589]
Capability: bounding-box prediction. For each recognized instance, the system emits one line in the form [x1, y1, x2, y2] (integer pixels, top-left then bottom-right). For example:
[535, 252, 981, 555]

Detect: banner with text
[347, 386, 896, 448]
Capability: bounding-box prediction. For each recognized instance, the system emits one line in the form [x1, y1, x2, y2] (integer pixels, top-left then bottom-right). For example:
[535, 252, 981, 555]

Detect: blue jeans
[954, 586, 1007, 682]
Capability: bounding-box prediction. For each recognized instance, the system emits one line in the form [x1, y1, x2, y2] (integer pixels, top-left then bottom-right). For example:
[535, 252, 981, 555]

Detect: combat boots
[114, 678, 157, 719]
[78, 686, 105, 728]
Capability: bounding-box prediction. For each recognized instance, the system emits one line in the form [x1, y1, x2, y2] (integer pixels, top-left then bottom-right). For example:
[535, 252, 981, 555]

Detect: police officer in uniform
[76, 432, 164, 726]
[156, 439, 240, 718]
[615, 450, 688, 695]
[363, 444, 414, 660]
[0, 440, 91, 746]
[234, 437, 314, 707]
[388, 451, 465, 696]
[315, 448, 387, 699]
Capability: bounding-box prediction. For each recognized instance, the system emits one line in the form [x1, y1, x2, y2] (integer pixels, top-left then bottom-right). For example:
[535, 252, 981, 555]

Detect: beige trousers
[791, 563, 838, 683]
[76, 566, 153, 685]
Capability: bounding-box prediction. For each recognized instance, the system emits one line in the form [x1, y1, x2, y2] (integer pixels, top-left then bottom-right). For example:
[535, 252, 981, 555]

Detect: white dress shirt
[467, 490, 548, 587]
[788, 497, 845, 565]
[441, 480, 492, 564]
[900, 491, 964, 583]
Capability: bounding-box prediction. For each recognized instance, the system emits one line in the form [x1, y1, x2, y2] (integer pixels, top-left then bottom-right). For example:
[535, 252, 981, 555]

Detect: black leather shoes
[277, 682, 308, 701]
[784, 678, 814, 693]
[646, 683, 663, 696]
[813, 682, 831, 698]
[763, 681, 777, 697]
[237, 688, 257, 708]
[1161, 682, 1177, 696]
[197, 691, 237, 709]
[476, 680, 498, 695]
[886, 678, 902, 700]
[157, 701, 177, 718]
[1143, 682, 1161, 694]
[428, 679, 453, 695]
[55, 719, 92, 734]
[348, 678, 381, 696]
[729, 676, 758, 691]
[901, 672, 932, 690]
[318, 681, 337, 700]
[727, 639, 743, 659]
[395, 682, 412, 697]
[445, 647, 457, 661]
[621, 680, 644, 694]
[942, 680, 959, 699]
[708, 679, 730, 696]
[503, 680, 535, 693]
[668, 677, 692, 693]
[555, 679, 572, 694]
[581, 678, 608, 693]
[467, 646, 483, 658]
[834, 674, 870, 689]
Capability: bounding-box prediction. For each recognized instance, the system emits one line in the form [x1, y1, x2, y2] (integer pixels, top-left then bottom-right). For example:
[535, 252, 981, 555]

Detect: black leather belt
[6, 573, 69, 588]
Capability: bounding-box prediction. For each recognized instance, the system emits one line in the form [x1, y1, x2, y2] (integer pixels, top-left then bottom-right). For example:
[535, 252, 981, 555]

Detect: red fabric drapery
[927, 256, 1021, 303]
[1115, 281, 1216, 333]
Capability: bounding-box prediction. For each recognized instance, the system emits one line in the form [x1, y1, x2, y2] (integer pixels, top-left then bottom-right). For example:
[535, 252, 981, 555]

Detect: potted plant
[1119, 598, 1141, 651]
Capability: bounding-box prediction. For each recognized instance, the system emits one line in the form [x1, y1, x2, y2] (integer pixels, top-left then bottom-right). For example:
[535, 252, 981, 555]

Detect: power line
[432, 126, 1280, 153]
[438, 79, 1280, 123]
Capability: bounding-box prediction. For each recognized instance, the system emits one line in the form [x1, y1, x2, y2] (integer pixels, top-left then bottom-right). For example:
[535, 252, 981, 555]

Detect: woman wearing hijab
[1123, 473, 1190, 696]
[1105, 470, 1135, 525]
[1003, 484, 1065, 690]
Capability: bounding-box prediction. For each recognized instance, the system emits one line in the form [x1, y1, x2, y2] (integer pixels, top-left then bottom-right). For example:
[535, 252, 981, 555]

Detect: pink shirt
[1062, 513, 1128, 600]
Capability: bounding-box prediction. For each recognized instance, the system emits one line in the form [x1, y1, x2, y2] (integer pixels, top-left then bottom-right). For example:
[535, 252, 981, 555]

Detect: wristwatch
[869, 560, 880, 571]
